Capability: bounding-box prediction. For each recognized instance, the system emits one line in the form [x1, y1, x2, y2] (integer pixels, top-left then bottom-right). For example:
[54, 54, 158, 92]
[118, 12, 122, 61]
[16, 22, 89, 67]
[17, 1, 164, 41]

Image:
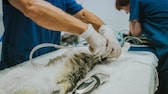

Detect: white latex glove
[98, 25, 122, 58]
[80, 24, 108, 57]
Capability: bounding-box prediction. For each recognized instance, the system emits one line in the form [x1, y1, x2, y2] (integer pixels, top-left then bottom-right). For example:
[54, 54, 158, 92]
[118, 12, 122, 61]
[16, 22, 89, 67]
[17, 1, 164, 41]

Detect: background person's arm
[8, 0, 88, 34]
[129, 19, 142, 36]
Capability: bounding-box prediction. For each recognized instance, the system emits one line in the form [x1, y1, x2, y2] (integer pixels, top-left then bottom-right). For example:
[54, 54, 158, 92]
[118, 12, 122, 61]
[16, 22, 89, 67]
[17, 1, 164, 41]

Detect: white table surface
[0, 47, 158, 94]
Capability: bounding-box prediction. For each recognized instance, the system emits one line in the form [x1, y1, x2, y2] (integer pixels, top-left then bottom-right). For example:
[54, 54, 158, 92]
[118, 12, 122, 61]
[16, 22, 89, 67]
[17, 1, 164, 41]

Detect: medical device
[123, 33, 152, 47]
[72, 73, 110, 94]
[116, 32, 124, 47]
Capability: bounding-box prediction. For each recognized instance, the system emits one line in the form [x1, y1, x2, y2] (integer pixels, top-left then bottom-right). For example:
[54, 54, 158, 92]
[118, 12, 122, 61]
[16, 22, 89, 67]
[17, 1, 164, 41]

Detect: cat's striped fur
[47, 51, 108, 94]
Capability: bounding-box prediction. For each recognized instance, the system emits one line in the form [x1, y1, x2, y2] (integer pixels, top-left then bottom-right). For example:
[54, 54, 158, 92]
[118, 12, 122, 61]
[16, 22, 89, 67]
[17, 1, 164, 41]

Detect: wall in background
[77, 0, 129, 32]
[0, 1, 2, 59]
[0, 0, 4, 36]
[0, 0, 2, 14]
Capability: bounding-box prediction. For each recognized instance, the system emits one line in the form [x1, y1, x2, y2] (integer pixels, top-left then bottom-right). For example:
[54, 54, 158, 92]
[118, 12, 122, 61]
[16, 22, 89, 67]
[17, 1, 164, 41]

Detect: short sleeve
[65, 0, 83, 15]
[129, 0, 143, 23]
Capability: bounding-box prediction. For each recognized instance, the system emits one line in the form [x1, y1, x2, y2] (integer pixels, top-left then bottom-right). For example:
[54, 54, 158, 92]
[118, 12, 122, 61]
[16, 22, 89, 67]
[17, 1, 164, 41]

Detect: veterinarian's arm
[8, 0, 88, 34]
[8, 0, 111, 57]
[74, 9, 104, 31]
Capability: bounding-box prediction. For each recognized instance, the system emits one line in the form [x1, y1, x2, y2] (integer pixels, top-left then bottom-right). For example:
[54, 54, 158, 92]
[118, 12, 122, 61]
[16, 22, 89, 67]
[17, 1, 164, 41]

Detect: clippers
[72, 73, 110, 94]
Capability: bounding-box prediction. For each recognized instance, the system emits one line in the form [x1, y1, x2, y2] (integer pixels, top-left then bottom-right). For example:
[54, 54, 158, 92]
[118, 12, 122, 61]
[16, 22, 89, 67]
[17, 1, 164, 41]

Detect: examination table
[0, 47, 158, 94]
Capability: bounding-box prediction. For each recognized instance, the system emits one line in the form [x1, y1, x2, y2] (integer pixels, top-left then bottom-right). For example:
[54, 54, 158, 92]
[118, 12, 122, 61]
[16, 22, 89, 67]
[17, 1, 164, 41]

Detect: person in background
[0, 0, 121, 70]
[115, 0, 168, 94]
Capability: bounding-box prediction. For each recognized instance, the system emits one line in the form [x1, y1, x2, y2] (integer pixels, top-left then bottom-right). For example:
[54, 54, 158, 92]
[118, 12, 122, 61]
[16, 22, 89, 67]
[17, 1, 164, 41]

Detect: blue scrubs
[0, 0, 83, 70]
[130, 0, 168, 94]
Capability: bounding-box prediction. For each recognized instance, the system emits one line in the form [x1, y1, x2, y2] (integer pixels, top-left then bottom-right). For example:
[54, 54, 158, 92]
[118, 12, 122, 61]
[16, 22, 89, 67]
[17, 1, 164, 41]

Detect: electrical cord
[29, 43, 88, 66]
[123, 35, 151, 47]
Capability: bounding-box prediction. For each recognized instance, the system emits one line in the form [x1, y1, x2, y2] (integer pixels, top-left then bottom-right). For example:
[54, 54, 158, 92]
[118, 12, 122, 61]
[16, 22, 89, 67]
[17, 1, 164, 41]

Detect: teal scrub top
[130, 0, 168, 59]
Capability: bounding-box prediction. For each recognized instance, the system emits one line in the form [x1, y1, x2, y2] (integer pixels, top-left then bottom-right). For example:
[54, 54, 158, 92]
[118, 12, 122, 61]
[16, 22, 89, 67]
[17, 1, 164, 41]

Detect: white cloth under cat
[0, 47, 158, 94]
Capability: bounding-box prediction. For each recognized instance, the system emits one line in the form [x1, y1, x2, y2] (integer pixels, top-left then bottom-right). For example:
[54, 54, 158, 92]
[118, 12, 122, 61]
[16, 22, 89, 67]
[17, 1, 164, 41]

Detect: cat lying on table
[0, 48, 111, 94]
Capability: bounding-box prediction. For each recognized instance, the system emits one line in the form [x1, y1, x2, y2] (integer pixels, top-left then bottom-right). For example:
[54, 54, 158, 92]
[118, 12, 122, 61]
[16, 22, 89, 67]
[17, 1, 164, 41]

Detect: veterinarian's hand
[80, 24, 107, 56]
[98, 25, 122, 58]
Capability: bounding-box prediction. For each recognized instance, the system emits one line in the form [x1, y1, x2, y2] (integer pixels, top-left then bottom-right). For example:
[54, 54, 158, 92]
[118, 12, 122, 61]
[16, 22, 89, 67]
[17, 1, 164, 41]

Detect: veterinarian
[0, 0, 121, 70]
[115, 0, 168, 94]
